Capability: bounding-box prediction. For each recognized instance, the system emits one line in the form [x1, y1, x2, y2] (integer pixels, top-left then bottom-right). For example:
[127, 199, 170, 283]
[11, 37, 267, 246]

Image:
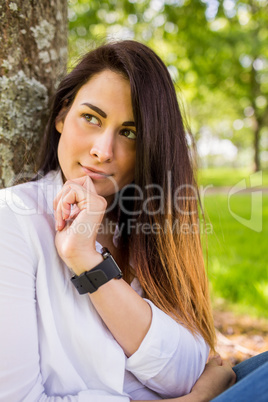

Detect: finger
[69, 204, 80, 219]
[207, 355, 223, 367]
[53, 182, 74, 211]
[55, 203, 65, 231]
[221, 359, 234, 369]
[61, 181, 105, 214]
[221, 361, 237, 385]
[53, 187, 64, 211]
[66, 176, 97, 195]
[57, 185, 92, 225]
[60, 188, 78, 220]
[54, 182, 86, 214]
[208, 353, 220, 361]
[55, 187, 75, 230]
[54, 187, 70, 230]
[54, 182, 78, 209]
[82, 175, 98, 194]
[63, 181, 90, 205]
[55, 178, 98, 211]
[53, 175, 97, 210]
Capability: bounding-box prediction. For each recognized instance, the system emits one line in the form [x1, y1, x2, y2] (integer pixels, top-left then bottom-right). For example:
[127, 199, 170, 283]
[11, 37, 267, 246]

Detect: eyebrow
[82, 102, 135, 127]
[82, 103, 107, 118]
[122, 121, 136, 127]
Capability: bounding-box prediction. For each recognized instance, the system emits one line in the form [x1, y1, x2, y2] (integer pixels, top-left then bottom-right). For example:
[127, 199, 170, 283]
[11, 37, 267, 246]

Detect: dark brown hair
[38, 40, 215, 350]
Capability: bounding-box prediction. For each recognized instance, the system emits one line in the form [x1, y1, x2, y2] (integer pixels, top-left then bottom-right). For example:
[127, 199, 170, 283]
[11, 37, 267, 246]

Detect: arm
[88, 274, 152, 357]
[54, 177, 152, 357]
[133, 355, 236, 402]
[0, 191, 129, 402]
[54, 177, 208, 397]
[125, 300, 209, 397]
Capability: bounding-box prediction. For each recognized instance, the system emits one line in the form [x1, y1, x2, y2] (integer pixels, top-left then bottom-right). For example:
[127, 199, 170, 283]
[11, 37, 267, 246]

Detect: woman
[0, 40, 264, 401]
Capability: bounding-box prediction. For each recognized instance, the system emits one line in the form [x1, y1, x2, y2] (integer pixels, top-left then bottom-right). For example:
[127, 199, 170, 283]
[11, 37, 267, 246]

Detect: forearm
[125, 300, 209, 398]
[88, 265, 152, 357]
[59, 246, 152, 358]
[54, 180, 152, 357]
[71, 255, 207, 397]
[65, 246, 152, 358]
[132, 391, 204, 402]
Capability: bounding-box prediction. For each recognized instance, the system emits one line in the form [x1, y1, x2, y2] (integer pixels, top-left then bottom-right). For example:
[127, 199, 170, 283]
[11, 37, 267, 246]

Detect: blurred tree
[193, 0, 268, 171]
[0, 0, 68, 188]
[68, 0, 268, 170]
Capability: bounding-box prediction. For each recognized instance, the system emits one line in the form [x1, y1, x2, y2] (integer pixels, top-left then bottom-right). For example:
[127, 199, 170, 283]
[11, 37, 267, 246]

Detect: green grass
[203, 193, 268, 318]
[196, 168, 268, 317]
[198, 168, 268, 188]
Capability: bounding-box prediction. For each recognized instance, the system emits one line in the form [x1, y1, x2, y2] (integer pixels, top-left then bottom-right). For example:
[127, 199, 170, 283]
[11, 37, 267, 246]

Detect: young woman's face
[56, 70, 136, 200]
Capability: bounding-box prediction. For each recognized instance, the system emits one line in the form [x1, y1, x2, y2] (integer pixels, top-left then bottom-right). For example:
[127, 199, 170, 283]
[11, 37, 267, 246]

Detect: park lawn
[198, 168, 268, 188]
[202, 192, 268, 318]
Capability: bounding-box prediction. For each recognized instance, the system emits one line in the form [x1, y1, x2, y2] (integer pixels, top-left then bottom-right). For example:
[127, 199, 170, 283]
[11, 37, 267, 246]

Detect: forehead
[75, 70, 130, 99]
[72, 70, 134, 119]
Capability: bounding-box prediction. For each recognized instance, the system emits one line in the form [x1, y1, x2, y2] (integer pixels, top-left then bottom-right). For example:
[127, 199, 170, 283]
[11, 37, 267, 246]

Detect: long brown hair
[38, 40, 215, 350]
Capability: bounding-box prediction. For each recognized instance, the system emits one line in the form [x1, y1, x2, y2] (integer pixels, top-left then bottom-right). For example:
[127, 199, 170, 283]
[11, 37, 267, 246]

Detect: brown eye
[82, 114, 100, 126]
[121, 129, 136, 140]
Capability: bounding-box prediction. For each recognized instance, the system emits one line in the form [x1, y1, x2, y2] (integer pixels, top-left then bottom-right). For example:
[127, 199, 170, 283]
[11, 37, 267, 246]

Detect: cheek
[57, 136, 64, 164]
[57, 134, 69, 163]
[57, 140, 67, 179]
[57, 130, 76, 175]
[57, 124, 79, 157]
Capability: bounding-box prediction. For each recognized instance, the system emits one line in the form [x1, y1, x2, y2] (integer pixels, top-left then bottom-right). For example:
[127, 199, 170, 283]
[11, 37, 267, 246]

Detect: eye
[81, 113, 101, 126]
[121, 129, 137, 140]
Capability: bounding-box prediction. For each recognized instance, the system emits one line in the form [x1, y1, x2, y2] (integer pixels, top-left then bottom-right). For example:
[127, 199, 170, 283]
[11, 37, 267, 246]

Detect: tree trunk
[0, 0, 68, 188]
[253, 117, 261, 172]
[253, 131, 260, 172]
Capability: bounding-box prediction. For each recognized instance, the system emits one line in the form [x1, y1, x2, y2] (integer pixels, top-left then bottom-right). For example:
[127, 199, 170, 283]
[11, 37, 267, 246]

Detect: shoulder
[0, 170, 63, 247]
[0, 170, 62, 216]
[0, 170, 63, 269]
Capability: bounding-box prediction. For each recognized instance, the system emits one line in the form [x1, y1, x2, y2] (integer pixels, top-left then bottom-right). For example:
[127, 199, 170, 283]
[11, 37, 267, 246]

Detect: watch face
[101, 247, 110, 260]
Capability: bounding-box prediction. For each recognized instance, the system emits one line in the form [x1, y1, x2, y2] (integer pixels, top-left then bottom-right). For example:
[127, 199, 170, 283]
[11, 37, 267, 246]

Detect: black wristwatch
[71, 248, 123, 294]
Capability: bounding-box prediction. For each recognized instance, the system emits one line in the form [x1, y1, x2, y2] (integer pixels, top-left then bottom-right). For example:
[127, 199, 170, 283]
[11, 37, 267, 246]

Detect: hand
[190, 354, 236, 402]
[132, 355, 236, 402]
[53, 176, 107, 274]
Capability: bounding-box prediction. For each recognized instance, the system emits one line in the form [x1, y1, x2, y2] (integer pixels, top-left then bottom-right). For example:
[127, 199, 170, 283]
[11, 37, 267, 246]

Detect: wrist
[70, 248, 123, 295]
[67, 250, 103, 276]
[84, 251, 104, 271]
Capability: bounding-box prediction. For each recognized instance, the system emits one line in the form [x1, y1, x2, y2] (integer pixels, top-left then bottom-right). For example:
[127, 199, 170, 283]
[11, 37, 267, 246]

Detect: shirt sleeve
[0, 198, 129, 402]
[126, 299, 209, 398]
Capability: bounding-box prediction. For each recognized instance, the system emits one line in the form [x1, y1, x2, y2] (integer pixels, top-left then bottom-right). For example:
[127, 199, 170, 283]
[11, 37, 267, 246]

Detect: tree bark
[0, 0, 68, 188]
[253, 118, 260, 172]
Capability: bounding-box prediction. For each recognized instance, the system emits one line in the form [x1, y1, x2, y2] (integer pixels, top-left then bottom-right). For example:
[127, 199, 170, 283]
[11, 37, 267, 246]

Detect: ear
[55, 117, 64, 134]
[55, 101, 70, 133]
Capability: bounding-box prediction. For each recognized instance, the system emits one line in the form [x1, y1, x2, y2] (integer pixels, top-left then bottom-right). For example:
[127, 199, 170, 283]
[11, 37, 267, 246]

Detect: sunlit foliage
[68, 0, 268, 170]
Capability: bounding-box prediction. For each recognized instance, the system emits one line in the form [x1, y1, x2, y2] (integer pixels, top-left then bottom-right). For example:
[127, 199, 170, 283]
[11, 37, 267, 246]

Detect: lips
[80, 164, 113, 179]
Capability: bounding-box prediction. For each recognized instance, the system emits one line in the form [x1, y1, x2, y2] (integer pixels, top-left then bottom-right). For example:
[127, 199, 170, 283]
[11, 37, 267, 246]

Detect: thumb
[67, 175, 97, 194]
[82, 175, 98, 194]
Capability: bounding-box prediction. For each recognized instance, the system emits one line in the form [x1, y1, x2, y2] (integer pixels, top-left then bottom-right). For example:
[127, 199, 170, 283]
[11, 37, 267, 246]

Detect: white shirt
[0, 170, 209, 401]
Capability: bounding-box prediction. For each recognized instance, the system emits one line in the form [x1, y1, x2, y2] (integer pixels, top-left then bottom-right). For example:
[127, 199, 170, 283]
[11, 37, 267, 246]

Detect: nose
[90, 130, 114, 163]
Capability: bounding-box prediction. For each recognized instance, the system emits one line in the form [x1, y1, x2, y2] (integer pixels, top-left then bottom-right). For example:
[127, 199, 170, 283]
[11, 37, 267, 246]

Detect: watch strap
[71, 252, 122, 294]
